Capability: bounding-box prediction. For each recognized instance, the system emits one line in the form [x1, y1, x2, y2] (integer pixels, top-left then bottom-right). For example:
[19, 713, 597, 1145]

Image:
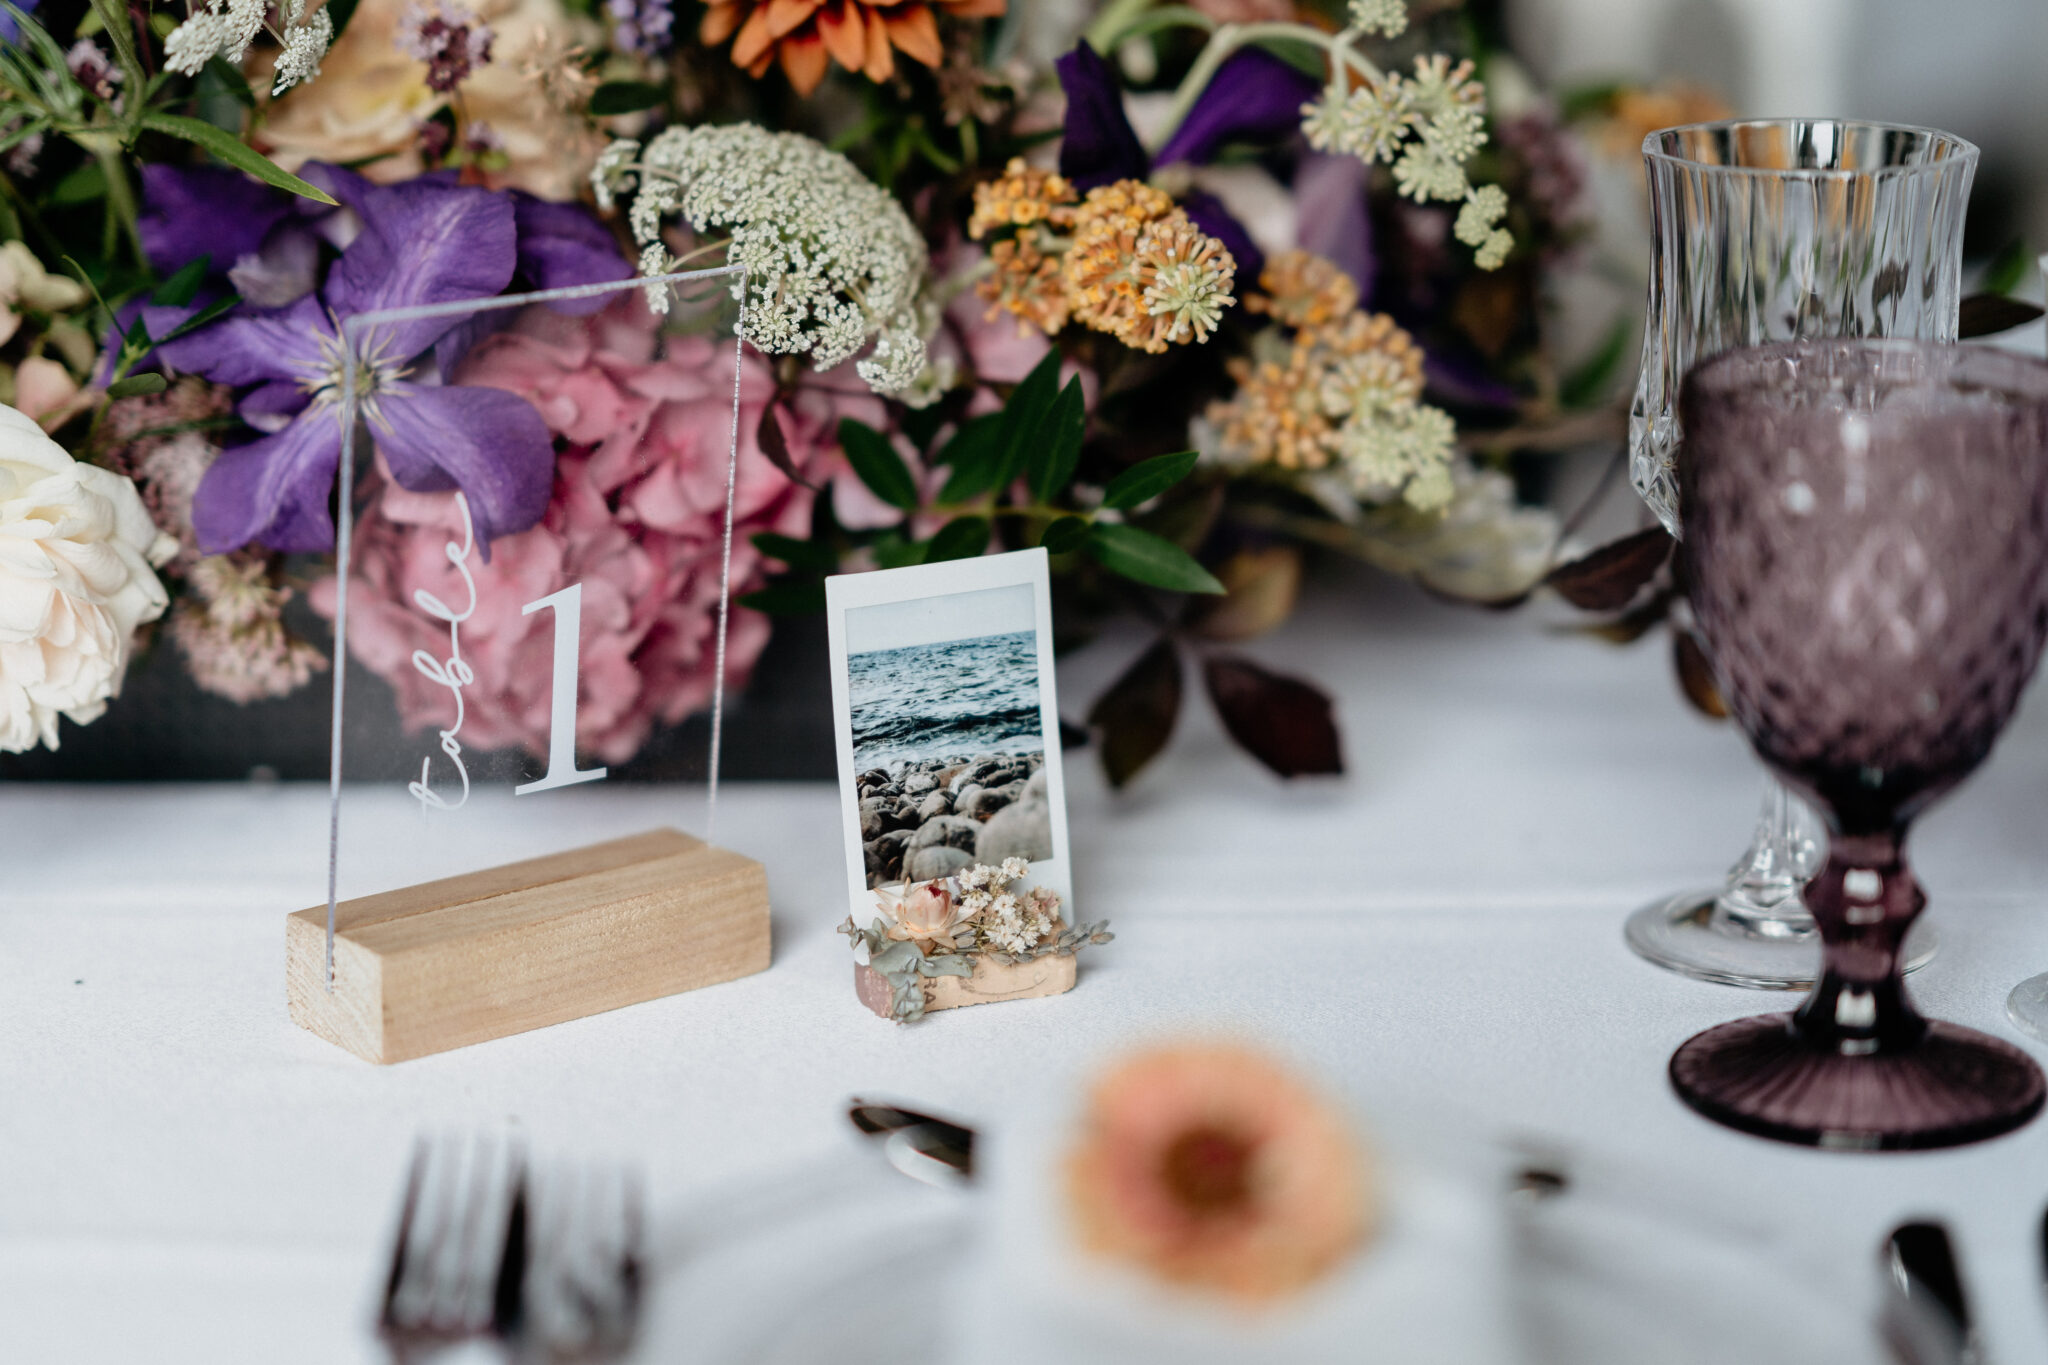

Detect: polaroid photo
[826, 548, 1073, 915]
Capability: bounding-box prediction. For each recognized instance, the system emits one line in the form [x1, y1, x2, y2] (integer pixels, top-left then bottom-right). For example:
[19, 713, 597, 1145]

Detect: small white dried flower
[163, 0, 266, 77]
[854, 324, 926, 396]
[1000, 856, 1029, 881]
[1348, 0, 1408, 37]
[1341, 403, 1457, 510]
[270, 0, 333, 94]
[1475, 228, 1513, 271]
[1300, 84, 1414, 166]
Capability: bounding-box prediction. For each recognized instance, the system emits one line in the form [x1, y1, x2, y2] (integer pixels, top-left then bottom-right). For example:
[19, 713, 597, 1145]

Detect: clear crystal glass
[1623, 119, 1977, 989]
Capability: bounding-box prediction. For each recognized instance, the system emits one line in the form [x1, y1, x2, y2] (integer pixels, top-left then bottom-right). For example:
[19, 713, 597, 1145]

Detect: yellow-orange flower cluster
[1208, 249, 1454, 510]
[970, 161, 1236, 355]
[701, 0, 1005, 97]
[1064, 1042, 1373, 1302]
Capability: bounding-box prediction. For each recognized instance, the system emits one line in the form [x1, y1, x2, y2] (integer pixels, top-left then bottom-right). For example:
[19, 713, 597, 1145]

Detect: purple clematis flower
[159, 177, 555, 557]
[1055, 42, 1323, 281]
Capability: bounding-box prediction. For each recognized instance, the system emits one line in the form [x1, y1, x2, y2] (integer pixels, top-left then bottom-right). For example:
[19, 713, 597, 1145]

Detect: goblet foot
[1670, 1014, 2045, 1150]
[1625, 891, 1937, 990]
[2006, 974, 2048, 1042]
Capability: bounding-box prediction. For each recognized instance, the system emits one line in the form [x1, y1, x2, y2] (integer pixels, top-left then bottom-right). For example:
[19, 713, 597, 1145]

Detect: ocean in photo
[849, 630, 1044, 774]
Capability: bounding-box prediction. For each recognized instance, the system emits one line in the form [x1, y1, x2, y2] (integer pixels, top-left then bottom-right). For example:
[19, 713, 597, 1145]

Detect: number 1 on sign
[516, 583, 608, 796]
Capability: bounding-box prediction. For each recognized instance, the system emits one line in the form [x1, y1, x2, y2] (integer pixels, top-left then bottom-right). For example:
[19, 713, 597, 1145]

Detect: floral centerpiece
[0, 0, 1740, 778]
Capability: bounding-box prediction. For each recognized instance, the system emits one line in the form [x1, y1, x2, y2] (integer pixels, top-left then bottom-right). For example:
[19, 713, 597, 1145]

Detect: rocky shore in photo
[859, 750, 1051, 888]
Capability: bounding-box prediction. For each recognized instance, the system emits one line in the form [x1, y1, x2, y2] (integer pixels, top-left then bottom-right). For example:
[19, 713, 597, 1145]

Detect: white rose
[0, 403, 176, 753]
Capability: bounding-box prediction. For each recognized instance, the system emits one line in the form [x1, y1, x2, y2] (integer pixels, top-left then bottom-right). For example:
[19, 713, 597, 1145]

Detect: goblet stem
[1789, 830, 1929, 1055]
[1712, 777, 1822, 936]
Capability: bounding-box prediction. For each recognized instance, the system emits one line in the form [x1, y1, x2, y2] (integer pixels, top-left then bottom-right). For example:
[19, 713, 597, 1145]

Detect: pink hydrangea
[317, 296, 840, 766]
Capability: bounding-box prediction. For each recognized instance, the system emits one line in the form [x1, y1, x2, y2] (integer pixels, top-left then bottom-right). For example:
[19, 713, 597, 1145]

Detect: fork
[521, 1160, 644, 1362]
[378, 1133, 528, 1362]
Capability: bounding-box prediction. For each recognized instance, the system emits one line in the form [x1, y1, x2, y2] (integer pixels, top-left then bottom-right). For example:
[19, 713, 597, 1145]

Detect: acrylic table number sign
[284, 267, 773, 1064]
[826, 550, 1112, 1024]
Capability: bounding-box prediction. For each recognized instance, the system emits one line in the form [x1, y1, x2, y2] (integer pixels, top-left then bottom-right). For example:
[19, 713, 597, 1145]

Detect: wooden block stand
[288, 829, 769, 1063]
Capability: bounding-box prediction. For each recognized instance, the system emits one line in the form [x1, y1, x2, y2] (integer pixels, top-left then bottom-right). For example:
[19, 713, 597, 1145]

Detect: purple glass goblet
[1669, 338, 2048, 1150]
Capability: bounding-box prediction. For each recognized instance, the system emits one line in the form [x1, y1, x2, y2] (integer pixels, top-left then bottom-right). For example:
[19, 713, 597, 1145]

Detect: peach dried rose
[1065, 1042, 1373, 1301]
[881, 879, 962, 946]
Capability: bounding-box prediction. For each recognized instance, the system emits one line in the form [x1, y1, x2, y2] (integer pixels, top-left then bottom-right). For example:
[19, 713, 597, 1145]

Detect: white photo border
[824, 548, 1074, 918]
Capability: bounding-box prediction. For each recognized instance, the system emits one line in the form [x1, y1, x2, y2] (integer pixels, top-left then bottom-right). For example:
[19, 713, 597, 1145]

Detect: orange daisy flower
[701, 0, 1007, 97]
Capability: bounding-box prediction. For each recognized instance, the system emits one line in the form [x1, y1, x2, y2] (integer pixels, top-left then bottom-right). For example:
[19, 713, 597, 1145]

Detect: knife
[1882, 1220, 1982, 1365]
[848, 1100, 976, 1186]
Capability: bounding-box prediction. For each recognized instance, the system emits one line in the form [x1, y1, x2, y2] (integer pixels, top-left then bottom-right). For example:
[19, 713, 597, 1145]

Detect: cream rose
[0, 403, 177, 753]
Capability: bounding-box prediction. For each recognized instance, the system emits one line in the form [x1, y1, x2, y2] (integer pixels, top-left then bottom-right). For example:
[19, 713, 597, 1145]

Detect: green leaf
[1101, 450, 1199, 511]
[934, 412, 1006, 502]
[1040, 516, 1089, 555]
[838, 418, 919, 510]
[750, 531, 837, 572]
[873, 536, 929, 569]
[589, 80, 666, 116]
[105, 373, 169, 399]
[153, 257, 211, 309]
[324, 0, 362, 42]
[1560, 317, 1629, 410]
[1982, 237, 2032, 297]
[1088, 523, 1224, 594]
[202, 55, 256, 108]
[151, 292, 242, 346]
[737, 579, 826, 615]
[1027, 377, 1086, 503]
[994, 346, 1062, 489]
[926, 516, 990, 563]
[49, 161, 107, 207]
[140, 113, 340, 206]
[0, 117, 48, 158]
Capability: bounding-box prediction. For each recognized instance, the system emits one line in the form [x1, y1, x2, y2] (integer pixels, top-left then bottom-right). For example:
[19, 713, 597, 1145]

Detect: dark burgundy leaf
[1086, 636, 1182, 788]
[1674, 630, 1729, 719]
[1202, 655, 1343, 778]
[1571, 586, 1674, 644]
[1958, 293, 2045, 339]
[758, 400, 817, 490]
[1544, 525, 1674, 611]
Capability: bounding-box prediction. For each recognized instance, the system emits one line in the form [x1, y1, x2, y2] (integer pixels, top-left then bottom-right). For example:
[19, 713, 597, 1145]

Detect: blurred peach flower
[1065, 1043, 1373, 1302]
[701, 0, 1007, 97]
[252, 0, 602, 199]
[317, 296, 830, 764]
[880, 879, 962, 948]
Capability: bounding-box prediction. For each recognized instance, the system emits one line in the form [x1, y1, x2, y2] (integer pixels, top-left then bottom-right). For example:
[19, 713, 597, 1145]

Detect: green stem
[1152, 21, 1382, 155]
[95, 143, 145, 270]
[1082, 0, 1159, 53]
[85, 0, 146, 139]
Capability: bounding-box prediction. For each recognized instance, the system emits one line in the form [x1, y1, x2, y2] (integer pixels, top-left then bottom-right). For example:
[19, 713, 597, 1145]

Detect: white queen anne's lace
[593, 123, 931, 395]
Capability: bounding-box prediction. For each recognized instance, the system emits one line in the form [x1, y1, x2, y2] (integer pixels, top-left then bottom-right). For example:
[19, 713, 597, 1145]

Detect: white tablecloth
[8, 574, 2048, 1362]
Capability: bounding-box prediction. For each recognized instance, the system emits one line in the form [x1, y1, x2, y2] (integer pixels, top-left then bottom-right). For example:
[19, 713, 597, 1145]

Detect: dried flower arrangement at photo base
[840, 856, 1111, 1023]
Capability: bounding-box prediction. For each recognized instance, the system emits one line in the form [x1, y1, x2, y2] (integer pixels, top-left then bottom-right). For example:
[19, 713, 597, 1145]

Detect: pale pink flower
[315, 296, 846, 765]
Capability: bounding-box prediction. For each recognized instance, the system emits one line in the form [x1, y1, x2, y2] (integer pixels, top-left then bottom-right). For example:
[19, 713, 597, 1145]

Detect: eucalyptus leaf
[838, 418, 919, 510]
[140, 113, 340, 206]
[873, 535, 930, 569]
[994, 347, 1062, 491]
[935, 412, 1007, 501]
[1101, 450, 1198, 510]
[1087, 522, 1224, 594]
